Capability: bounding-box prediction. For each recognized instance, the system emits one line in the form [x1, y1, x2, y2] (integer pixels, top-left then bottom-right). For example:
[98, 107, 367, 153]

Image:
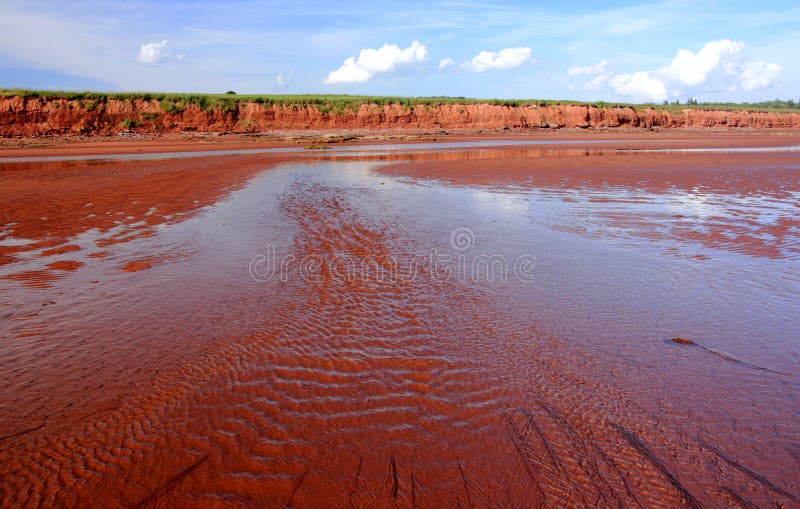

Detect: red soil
[40, 244, 81, 257]
[1, 127, 798, 160]
[121, 259, 152, 272]
[2, 95, 800, 138]
[380, 148, 800, 259]
[381, 146, 800, 193]
[1, 133, 799, 507]
[46, 260, 83, 271]
[0, 154, 296, 270]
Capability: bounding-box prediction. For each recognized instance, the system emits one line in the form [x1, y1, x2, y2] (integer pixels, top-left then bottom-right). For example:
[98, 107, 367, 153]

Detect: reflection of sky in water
[0, 236, 36, 247]
[672, 191, 712, 217]
[3, 157, 799, 384]
[0, 139, 652, 164]
[631, 144, 800, 153]
[505, 184, 800, 260]
[3, 140, 799, 165]
[470, 189, 530, 215]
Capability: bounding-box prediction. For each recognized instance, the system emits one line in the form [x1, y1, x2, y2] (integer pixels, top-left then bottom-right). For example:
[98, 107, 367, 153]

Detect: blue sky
[0, 0, 798, 102]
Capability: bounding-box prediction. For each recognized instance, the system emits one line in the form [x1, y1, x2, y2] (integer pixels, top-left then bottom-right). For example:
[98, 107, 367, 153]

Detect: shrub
[160, 100, 185, 113]
[2, 89, 800, 114]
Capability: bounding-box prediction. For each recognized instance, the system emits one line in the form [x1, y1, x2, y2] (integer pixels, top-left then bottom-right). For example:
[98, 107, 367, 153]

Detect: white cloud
[137, 40, 170, 65]
[439, 57, 455, 70]
[0, 4, 248, 92]
[662, 39, 743, 86]
[608, 71, 667, 101]
[461, 47, 531, 72]
[324, 41, 428, 84]
[567, 60, 608, 76]
[740, 61, 782, 90]
[582, 73, 611, 91]
[275, 70, 294, 88]
[602, 39, 782, 101]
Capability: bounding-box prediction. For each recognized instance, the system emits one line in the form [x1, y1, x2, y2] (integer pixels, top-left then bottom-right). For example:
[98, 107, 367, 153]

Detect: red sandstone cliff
[2, 96, 800, 137]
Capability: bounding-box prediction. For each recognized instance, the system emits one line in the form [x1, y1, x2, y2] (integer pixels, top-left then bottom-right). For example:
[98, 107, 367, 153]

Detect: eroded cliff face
[2, 96, 800, 137]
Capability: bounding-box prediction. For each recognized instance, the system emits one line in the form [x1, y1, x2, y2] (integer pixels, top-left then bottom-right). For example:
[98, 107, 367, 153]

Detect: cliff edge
[3, 95, 800, 137]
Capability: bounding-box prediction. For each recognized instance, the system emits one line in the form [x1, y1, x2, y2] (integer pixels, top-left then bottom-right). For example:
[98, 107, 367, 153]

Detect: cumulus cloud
[461, 47, 531, 72]
[324, 41, 428, 84]
[661, 39, 743, 86]
[567, 60, 608, 76]
[740, 61, 782, 91]
[137, 40, 170, 65]
[439, 57, 455, 70]
[608, 71, 668, 101]
[596, 40, 782, 101]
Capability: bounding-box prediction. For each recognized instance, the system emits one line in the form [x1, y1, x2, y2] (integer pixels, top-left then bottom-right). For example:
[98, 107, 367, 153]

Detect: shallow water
[1, 141, 799, 507]
[0, 138, 646, 163]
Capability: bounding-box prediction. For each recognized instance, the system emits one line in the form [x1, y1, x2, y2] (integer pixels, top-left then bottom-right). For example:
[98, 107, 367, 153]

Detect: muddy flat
[1, 133, 799, 507]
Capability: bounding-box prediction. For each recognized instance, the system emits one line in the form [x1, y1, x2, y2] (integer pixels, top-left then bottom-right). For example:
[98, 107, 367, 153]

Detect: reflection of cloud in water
[470, 189, 529, 215]
[505, 184, 800, 260]
[668, 191, 714, 218]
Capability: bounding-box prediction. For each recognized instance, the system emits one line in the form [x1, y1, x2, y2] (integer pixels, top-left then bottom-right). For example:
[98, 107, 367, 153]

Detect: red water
[1, 139, 799, 507]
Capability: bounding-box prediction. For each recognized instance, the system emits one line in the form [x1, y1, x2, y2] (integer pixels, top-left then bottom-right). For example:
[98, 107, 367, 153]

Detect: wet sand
[1, 133, 799, 507]
[2, 128, 800, 158]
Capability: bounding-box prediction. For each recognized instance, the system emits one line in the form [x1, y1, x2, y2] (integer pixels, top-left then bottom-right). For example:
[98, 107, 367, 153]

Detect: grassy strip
[1, 89, 799, 114]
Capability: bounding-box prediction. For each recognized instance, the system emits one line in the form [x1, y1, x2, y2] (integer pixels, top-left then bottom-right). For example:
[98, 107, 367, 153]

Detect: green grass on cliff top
[2, 89, 799, 114]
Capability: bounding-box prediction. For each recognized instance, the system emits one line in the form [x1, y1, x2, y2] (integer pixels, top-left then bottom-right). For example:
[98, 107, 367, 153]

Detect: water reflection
[379, 150, 800, 259]
[1, 142, 799, 507]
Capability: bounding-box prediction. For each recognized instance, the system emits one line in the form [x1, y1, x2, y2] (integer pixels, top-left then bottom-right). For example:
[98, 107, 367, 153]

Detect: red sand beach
[1, 132, 799, 507]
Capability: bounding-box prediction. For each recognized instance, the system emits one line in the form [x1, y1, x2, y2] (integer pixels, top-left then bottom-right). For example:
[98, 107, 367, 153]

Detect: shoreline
[1, 133, 799, 506]
[3, 127, 800, 159]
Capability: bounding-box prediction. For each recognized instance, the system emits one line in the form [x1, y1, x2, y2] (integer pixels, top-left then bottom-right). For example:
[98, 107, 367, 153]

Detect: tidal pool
[1, 138, 799, 507]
